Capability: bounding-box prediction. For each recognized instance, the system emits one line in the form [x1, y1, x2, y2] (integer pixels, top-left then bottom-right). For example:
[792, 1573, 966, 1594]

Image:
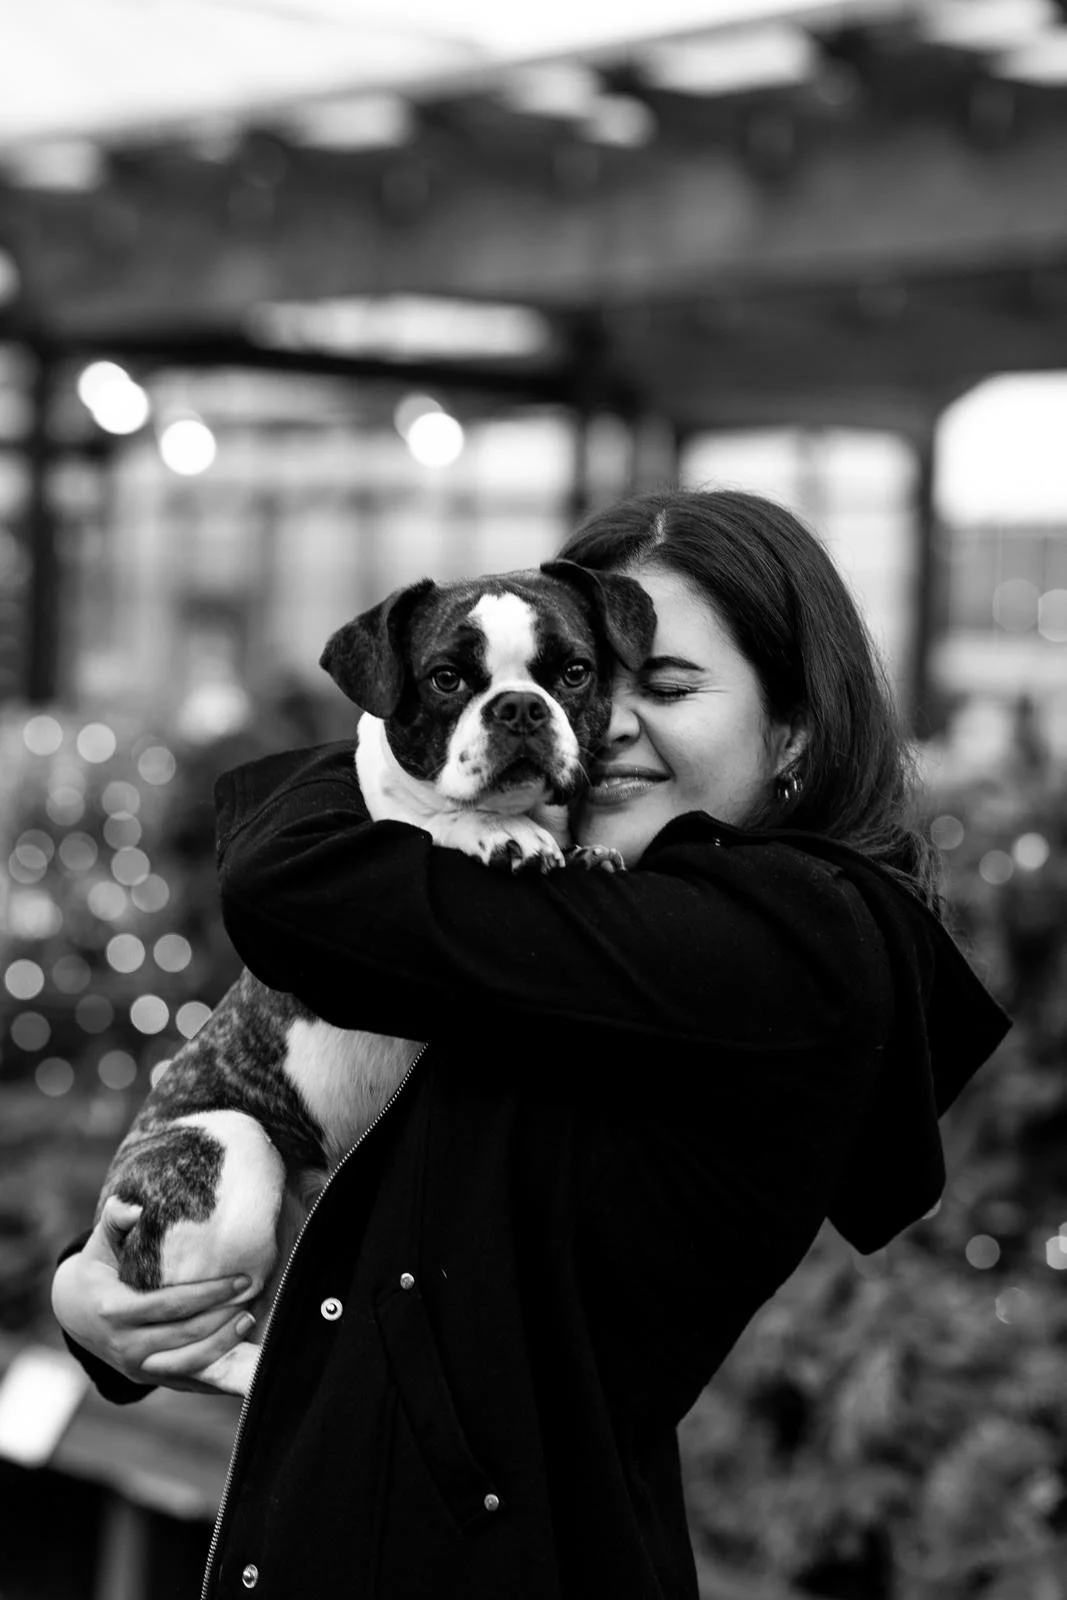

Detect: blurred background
[1, 1, 1066, 1596]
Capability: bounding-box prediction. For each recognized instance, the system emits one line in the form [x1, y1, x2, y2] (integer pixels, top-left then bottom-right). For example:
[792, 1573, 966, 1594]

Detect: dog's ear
[540, 562, 656, 671]
[320, 579, 436, 717]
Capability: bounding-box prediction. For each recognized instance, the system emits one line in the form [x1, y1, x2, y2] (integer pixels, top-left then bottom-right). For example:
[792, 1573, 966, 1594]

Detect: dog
[95, 561, 654, 1395]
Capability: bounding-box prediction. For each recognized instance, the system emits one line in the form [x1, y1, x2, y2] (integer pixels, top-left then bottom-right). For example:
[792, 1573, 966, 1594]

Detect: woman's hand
[51, 1198, 256, 1396]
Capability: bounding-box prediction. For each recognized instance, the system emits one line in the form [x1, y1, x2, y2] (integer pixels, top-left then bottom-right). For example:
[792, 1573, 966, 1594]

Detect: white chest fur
[281, 1019, 423, 1170]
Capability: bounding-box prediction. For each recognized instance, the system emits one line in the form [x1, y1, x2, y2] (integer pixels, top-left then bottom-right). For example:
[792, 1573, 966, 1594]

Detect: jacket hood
[649, 814, 1013, 1255]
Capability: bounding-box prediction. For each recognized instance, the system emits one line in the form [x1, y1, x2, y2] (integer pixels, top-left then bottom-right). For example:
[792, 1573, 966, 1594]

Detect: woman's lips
[584, 768, 668, 808]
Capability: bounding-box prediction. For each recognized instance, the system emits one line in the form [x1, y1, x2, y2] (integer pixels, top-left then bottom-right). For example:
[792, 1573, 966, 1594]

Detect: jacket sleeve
[215, 745, 885, 1053]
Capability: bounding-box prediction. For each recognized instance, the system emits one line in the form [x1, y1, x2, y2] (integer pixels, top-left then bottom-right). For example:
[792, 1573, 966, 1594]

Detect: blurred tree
[682, 727, 1067, 1599]
[0, 682, 343, 1335]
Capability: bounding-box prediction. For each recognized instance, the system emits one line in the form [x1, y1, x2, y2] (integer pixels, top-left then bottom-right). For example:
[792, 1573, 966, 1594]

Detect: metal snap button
[399, 1272, 415, 1290]
[241, 1564, 259, 1588]
[320, 1296, 342, 1321]
[484, 1493, 500, 1512]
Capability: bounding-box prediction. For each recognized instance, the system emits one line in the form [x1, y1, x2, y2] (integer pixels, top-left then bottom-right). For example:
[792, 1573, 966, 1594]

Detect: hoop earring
[776, 767, 803, 805]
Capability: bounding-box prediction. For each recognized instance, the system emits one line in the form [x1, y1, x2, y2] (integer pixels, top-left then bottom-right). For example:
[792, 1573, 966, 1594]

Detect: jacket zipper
[200, 1042, 429, 1600]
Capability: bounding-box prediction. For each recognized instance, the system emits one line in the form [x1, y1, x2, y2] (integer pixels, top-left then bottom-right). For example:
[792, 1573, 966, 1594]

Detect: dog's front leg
[424, 809, 567, 871]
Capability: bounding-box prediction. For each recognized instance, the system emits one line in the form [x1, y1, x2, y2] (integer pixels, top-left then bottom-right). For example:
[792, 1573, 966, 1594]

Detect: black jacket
[66, 742, 1010, 1600]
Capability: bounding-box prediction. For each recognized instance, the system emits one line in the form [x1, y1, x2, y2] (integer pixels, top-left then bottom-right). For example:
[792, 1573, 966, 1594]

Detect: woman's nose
[603, 688, 640, 748]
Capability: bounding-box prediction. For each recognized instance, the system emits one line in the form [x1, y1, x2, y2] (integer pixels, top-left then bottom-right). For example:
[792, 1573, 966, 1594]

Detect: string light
[4, 960, 45, 1000]
[130, 995, 169, 1034]
[154, 934, 192, 973]
[76, 723, 117, 764]
[176, 1001, 212, 1039]
[98, 1050, 138, 1090]
[75, 995, 114, 1034]
[22, 715, 63, 756]
[35, 1059, 74, 1097]
[131, 875, 169, 912]
[110, 847, 150, 887]
[136, 746, 176, 785]
[106, 934, 146, 974]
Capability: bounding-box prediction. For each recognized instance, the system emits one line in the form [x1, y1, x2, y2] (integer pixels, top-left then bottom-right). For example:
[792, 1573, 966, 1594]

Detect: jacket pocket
[374, 1278, 500, 1533]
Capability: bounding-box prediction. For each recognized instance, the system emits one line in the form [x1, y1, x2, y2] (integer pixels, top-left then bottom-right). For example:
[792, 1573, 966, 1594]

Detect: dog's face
[322, 564, 655, 812]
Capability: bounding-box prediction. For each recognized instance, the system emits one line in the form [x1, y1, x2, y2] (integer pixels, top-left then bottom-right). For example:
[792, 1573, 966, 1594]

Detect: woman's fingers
[140, 1314, 257, 1379]
[128, 1274, 252, 1326]
[130, 1301, 255, 1355]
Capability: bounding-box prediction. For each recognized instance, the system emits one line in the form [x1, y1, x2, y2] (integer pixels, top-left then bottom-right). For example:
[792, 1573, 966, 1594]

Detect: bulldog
[95, 561, 654, 1395]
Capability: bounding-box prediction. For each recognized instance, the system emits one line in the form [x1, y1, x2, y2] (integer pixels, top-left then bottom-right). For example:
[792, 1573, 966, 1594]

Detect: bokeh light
[930, 814, 965, 850]
[131, 874, 170, 913]
[159, 417, 217, 475]
[176, 1001, 212, 1039]
[77, 362, 150, 436]
[137, 746, 176, 785]
[393, 391, 441, 438]
[994, 1286, 1031, 1325]
[87, 882, 128, 921]
[106, 934, 146, 974]
[35, 1058, 75, 1097]
[992, 577, 1039, 633]
[1045, 1236, 1067, 1270]
[58, 833, 98, 873]
[103, 814, 142, 849]
[22, 715, 63, 756]
[76, 722, 118, 763]
[46, 786, 85, 826]
[76, 995, 114, 1034]
[131, 995, 170, 1034]
[11, 1012, 51, 1051]
[98, 1049, 138, 1090]
[154, 933, 192, 973]
[1038, 587, 1067, 642]
[8, 891, 63, 940]
[102, 781, 140, 815]
[978, 850, 1014, 886]
[53, 954, 91, 993]
[4, 960, 45, 1000]
[149, 1059, 172, 1089]
[965, 1234, 1001, 1269]
[1013, 832, 1050, 871]
[110, 847, 150, 887]
[406, 409, 464, 468]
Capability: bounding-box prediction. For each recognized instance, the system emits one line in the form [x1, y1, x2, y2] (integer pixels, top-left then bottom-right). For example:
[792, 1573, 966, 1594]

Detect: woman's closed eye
[639, 680, 698, 703]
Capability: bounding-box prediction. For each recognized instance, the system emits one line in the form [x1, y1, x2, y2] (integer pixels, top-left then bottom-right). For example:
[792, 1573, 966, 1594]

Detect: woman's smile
[584, 764, 668, 808]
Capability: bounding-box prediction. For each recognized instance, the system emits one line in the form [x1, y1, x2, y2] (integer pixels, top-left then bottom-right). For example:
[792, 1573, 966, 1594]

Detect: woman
[53, 489, 1009, 1600]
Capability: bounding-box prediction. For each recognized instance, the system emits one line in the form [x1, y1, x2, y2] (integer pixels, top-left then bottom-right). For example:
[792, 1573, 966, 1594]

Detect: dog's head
[321, 562, 655, 811]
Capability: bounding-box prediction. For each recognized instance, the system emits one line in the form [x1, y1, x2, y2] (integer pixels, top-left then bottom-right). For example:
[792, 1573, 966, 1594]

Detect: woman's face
[574, 568, 803, 865]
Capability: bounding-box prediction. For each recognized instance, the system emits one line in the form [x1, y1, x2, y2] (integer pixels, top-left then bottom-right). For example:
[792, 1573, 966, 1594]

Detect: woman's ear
[773, 718, 808, 778]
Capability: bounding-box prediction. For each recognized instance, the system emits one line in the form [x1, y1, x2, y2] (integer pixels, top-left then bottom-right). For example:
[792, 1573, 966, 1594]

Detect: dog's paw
[480, 819, 566, 873]
[564, 845, 626, 873]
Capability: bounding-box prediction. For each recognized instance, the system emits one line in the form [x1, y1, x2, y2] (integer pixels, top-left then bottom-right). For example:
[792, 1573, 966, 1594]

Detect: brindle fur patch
[98, 970, 326, 1288]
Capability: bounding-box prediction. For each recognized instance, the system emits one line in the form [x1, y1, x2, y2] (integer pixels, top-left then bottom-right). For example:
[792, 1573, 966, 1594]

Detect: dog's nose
[485, 692, 551, 736]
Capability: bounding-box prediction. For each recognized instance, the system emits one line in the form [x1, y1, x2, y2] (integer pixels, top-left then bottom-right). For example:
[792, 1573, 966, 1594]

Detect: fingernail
[235, 1313, 256, 1336]
[232, 1276, 251, 1293]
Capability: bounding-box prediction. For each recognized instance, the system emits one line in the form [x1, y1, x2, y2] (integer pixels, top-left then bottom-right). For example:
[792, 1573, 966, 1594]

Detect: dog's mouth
[492, 756, 547, 790]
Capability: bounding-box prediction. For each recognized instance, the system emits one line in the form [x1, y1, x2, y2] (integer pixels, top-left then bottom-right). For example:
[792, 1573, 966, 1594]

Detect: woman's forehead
[633, 569, 734, 660]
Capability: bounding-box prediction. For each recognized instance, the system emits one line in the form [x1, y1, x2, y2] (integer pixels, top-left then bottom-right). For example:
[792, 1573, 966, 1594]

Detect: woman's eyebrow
[641, 654, 705, 673]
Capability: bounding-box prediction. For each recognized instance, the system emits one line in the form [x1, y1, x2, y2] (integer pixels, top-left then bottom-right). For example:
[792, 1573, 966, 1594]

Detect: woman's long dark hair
[558, 487, 941, 912]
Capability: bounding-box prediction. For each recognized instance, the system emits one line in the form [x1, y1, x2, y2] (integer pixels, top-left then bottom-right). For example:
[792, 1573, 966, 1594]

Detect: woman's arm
[216, 744, 883, 1052]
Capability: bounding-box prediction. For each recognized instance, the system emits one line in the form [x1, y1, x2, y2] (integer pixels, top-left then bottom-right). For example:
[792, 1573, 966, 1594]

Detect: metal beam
[9, 111, 1067, 331]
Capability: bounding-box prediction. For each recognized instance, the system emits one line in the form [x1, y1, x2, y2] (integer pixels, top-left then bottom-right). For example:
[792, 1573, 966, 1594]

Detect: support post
[25, 343, 59, 704]
[908, 427, 942, 740]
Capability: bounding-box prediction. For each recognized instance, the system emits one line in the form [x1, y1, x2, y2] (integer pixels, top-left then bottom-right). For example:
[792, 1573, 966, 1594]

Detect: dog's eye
[560, 661, 593, 689]
[429, 667, 464, 694]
